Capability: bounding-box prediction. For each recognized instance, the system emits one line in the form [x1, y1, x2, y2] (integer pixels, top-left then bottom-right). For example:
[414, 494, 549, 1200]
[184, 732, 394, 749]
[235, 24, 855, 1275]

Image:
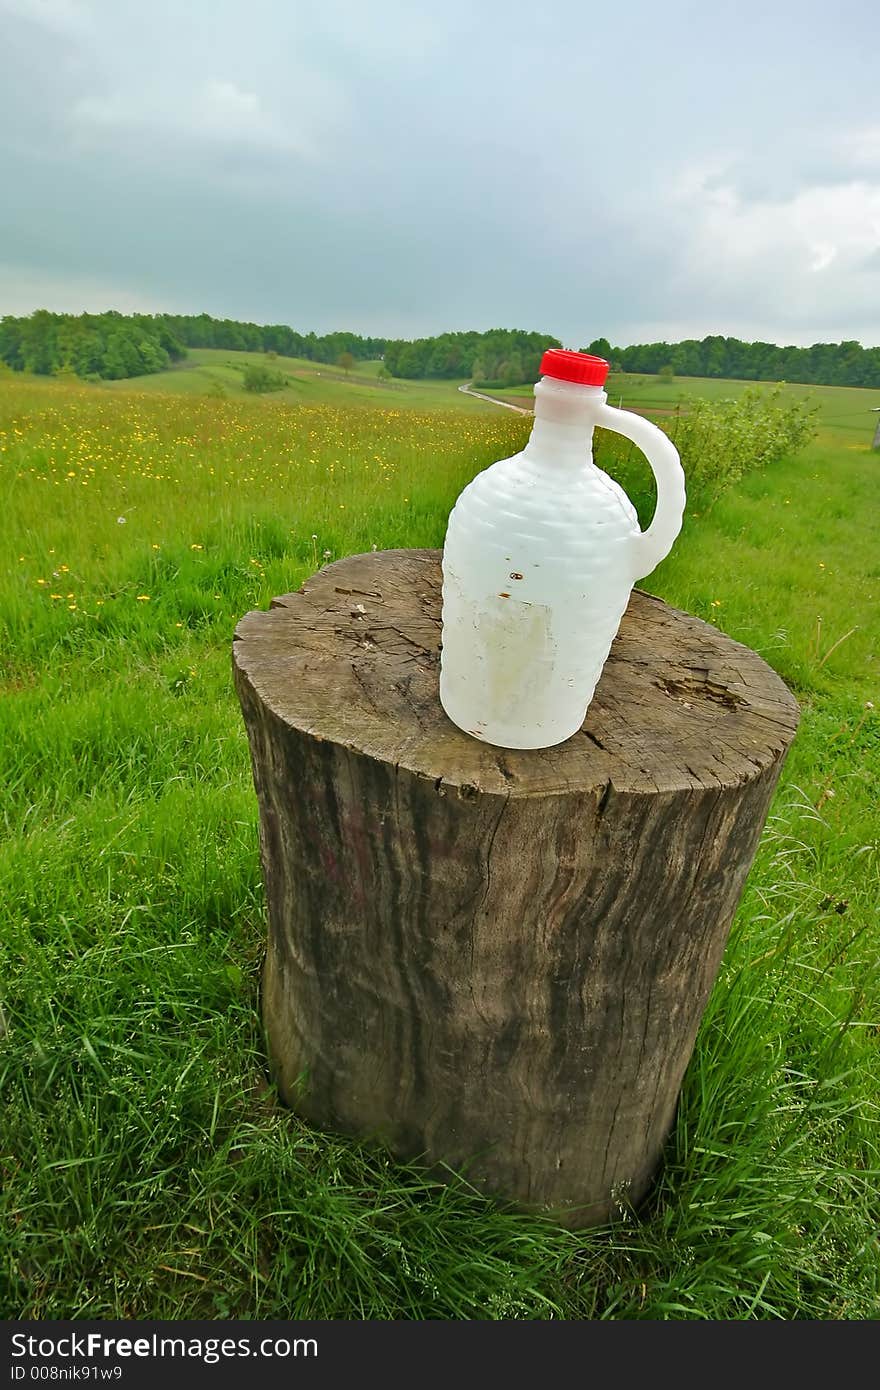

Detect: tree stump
[233, 549, 799, 1227]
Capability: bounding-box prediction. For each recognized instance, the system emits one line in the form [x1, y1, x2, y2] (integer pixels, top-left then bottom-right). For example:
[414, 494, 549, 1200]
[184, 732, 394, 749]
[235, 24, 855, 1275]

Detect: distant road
[458, 382, 533, 414]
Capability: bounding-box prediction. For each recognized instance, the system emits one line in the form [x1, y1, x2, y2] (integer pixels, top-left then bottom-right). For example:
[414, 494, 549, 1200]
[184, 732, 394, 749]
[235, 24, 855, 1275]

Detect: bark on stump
[233, 548, 799, 1227]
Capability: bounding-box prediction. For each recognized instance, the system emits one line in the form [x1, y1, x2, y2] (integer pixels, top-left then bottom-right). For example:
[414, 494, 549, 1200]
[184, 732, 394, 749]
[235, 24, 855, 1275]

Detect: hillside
[96, 348, 493, 412]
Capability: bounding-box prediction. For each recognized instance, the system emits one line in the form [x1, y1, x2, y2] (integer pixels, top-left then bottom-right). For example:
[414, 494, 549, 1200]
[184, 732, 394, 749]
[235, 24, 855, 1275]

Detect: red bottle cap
[539, 348, 610, 386]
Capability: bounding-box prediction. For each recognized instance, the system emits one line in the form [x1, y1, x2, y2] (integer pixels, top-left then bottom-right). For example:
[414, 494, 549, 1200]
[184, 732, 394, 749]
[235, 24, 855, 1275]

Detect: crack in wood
[479, 794, 510, 916]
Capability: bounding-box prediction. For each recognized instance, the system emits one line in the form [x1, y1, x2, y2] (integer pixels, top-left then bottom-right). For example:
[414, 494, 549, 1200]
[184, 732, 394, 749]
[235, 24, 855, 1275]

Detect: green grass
[96, 348, 492, 412]
[1, 373, 878, 1319]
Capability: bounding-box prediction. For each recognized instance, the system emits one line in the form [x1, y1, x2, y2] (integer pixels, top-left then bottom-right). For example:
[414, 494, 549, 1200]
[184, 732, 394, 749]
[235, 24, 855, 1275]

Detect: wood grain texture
[233, 549, 799, 1226]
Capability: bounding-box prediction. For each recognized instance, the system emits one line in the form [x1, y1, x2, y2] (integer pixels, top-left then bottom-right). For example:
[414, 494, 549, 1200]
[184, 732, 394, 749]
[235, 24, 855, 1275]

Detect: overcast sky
[1, 0, 878, 347]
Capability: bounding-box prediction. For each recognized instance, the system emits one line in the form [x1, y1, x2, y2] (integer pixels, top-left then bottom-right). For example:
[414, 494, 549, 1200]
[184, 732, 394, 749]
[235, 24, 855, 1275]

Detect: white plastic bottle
[439, 349, 686, 750]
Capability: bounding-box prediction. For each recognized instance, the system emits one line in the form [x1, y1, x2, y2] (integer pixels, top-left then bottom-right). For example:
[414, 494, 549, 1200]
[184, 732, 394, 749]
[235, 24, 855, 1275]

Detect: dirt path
[457, 382, 534, 414]
[458, 381, 686, 419]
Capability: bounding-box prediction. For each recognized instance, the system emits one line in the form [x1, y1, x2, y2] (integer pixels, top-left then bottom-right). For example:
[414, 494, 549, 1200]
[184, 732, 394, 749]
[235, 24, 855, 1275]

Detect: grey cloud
[1, 0, 879, 345]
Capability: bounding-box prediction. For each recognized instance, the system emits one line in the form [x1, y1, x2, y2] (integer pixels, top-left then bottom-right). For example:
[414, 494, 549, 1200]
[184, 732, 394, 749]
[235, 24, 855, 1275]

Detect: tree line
[0, 310, 186, 380]
[0, 310, 387, 382]
[0, 312, 560, 388]
[160, 314, 386, 364]
[382, 329, 562, 386]
[2, 309, 878, 390]
[585, 335, 880, 388]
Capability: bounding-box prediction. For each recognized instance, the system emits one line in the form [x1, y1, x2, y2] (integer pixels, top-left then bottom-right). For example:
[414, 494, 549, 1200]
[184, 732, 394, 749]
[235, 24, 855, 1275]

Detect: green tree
[337, 351, 355, 376]
[502, 353, 524, 387]
[586, 337, 612, 360]
[137, 338, 169, 374]
[102, 330, 142, 380]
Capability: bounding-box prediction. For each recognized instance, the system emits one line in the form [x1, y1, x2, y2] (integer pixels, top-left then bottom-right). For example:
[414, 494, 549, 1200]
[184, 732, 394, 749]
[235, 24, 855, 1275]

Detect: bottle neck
[525, 377, 607, 468]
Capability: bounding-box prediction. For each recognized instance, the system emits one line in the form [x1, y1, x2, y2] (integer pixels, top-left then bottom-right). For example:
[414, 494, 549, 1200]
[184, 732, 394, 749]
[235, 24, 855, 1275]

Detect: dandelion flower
[136, 594, 150, 602]
[190, 543, 203, 551]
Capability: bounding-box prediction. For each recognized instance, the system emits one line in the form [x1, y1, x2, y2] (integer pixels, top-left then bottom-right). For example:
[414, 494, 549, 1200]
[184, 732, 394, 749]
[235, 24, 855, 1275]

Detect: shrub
[242, 364, 287, 394]
[594, 384, 818, 523]
[668, 385, 817, 495]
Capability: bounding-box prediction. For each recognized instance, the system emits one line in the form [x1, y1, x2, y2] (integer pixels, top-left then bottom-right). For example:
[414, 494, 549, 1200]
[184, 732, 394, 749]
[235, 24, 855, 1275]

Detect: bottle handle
[595, 401, 686, 581]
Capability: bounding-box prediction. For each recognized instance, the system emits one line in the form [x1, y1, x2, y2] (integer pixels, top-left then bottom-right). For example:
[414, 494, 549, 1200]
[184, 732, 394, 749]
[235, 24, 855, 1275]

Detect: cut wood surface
[233, 548, 799, 1225]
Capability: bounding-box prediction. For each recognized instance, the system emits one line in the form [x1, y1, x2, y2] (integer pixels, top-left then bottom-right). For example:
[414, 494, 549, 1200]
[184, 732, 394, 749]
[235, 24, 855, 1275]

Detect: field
[98, 347, 491, 412]
[1, 367, 878, 1319]
[494, 369, 880, 435]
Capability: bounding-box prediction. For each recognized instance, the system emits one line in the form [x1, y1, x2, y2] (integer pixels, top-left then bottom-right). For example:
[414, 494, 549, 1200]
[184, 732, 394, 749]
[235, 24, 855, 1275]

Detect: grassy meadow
[1, 364, 878, 1320]
[98, 347, 490, 412]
